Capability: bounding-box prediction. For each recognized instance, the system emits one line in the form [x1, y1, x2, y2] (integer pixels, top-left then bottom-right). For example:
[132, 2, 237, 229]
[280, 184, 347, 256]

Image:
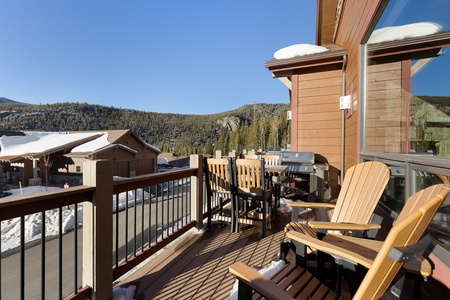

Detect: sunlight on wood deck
[119, 223, 286, 300]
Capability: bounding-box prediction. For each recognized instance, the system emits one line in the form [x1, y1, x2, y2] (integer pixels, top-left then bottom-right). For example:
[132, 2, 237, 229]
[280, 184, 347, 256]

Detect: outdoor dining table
[264, 165, 287, 174]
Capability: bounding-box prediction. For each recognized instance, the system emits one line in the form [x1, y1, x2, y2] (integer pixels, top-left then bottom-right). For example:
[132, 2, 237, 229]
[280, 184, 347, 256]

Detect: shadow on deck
[116, 223, 286, 299]
[114, 221, 356, 300]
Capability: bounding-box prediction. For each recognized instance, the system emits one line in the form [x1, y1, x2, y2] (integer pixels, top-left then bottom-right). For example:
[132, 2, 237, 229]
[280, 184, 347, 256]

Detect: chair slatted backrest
[354, 184, 450, 300]
[205, 158, 231, 193]
[330, 161, 390, 225]
[262, 154, 281, 166]
[235, 158, 265, 194]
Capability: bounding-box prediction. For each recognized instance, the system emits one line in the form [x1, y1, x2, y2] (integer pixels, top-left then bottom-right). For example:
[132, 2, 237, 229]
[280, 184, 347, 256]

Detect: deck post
[82, 160, 113, 299]
[190, 154, 204, 230]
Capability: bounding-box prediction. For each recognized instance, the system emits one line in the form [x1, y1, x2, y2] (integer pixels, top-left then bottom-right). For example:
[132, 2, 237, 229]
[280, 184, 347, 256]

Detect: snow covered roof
[0, 130, 160, 161]
[368, 22, 442, 44]
[273, 44, 329, 60]
[70, 134, 110, 153]
[265, 43, 347, 73]
[0, 131, 104, 159]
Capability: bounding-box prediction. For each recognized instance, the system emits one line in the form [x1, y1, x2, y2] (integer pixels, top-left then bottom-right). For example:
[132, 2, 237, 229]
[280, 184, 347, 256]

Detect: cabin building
[0, 129, 160, 186]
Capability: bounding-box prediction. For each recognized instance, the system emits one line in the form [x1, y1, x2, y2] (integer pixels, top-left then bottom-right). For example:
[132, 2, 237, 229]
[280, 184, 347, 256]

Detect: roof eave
[265, 48, 348, 74]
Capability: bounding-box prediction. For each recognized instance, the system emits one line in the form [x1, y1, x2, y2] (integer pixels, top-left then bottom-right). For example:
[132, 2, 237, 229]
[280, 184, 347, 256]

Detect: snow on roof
[273, 44, 329, 60]
[0, 131, 105, 156]
[368, 22, 441, 44]
[70, 134, 110, 153]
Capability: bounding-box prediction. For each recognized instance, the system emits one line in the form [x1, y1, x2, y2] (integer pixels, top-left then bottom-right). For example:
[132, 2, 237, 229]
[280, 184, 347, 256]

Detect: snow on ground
[229, 260, 286, 300]
[1, 186, 152, 253]
[0, 185, 181, 299]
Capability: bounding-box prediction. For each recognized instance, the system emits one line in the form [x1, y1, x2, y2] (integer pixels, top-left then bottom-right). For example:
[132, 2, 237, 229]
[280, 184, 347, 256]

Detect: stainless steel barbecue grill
[280, 151, 329, 201]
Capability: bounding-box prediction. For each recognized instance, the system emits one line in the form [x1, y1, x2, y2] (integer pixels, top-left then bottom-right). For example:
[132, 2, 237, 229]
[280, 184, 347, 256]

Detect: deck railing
[0, 155, 206, 300]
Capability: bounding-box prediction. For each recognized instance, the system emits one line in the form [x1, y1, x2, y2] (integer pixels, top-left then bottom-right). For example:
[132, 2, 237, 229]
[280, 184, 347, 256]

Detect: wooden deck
[116, 223, 286, 299]
[115, 222, 354, 300]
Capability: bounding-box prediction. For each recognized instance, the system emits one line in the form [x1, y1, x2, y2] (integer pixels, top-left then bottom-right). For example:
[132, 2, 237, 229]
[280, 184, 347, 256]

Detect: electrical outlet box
[287, 110, 292, 120]
[340, 95, 351, 110]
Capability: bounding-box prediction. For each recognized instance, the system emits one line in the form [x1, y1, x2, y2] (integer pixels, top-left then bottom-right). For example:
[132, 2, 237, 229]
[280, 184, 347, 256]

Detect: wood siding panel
[296, 70, 343, 171]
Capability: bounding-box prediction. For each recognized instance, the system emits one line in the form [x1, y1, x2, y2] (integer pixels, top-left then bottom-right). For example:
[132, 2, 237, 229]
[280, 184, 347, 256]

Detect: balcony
[1, 155, 295, 299]
[0, 155, 437, 299]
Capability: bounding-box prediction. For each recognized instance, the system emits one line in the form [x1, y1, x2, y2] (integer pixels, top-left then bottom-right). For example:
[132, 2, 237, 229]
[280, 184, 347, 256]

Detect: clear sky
[0, 1, 316, 115]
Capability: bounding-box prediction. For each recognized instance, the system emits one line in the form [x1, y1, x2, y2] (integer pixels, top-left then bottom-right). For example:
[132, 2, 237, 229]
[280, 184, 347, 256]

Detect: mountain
[0, 101, 290, 155]
[0, 97, 31, 107]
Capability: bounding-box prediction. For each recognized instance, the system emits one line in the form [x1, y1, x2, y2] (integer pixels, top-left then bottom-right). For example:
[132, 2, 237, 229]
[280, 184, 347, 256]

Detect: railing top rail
[0, 185, 95, 221]
[113, 167, 198, 193]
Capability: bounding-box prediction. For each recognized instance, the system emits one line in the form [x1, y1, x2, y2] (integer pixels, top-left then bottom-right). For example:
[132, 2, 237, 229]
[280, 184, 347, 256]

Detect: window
[361, 0, 450, 253]
[76, 166, 81, 173]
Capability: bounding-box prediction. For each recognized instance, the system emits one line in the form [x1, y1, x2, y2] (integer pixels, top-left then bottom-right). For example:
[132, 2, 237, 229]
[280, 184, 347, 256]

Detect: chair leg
[292, 240, 307, 268]
[380, 268, 406, 300]
[342, 259, 363, 297]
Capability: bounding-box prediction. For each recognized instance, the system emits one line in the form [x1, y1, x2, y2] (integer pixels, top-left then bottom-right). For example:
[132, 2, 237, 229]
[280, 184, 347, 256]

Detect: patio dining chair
[204, 157, 235, 229]
[230, 158, 274, 237]
[285, 161, 390, 267]
[229, 184, 449, 300]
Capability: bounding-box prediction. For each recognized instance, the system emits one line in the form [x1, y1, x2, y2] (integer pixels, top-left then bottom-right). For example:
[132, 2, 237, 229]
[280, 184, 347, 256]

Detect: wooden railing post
[82, 160, 113, 299]
[190, 154, 204, 230]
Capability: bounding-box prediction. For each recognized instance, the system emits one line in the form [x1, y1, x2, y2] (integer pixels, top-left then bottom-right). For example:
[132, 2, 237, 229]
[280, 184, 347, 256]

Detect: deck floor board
[122, 223, 286, 300]
[117, 222, 354, 300]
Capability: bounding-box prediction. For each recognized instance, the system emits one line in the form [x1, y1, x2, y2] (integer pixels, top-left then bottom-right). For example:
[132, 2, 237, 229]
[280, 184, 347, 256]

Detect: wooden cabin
[0, 129, 160, 186]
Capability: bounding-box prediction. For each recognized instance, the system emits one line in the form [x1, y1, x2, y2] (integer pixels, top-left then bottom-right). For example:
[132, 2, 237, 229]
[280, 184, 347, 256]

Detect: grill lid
[281, 152, 314, 164]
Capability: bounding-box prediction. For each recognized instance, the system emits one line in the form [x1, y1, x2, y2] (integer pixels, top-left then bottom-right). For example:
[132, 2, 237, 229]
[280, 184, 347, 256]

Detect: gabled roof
[0, 132, 104, 162]
[67, 143, 139, 159]
[72, 129, 161, 153]
[0, 130, 160, 162]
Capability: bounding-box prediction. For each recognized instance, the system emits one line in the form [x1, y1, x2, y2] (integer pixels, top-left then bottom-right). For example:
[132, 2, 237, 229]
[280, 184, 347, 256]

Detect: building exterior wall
[294, 69, 342, 196]
[333, 1, 383, 170]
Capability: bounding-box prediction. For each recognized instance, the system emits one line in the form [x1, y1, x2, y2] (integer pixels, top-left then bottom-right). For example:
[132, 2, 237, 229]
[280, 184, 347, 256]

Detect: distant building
[157, 152, 190, 170]
[0, 129, 160, 186]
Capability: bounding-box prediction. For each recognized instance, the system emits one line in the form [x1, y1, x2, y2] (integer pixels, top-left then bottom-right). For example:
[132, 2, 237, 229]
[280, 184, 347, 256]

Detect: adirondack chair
[231, 158, 274, 237]
[285, 161, 390, 266]
[229, 184, 450, 300]
[204, 157, 236, 230]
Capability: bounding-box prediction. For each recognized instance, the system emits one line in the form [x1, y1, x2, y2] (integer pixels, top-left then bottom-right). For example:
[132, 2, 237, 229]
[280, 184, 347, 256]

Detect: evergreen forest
[0, 99, 290, 156]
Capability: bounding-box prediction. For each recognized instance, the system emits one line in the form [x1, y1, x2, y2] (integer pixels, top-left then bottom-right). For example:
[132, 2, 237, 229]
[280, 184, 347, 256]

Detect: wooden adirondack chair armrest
[287, 201, 336, 209]
[286, 231, 373, 268]
[319, 234, 432, 277]
[229, 261, 295, 300]
[308, 221, 381, 231]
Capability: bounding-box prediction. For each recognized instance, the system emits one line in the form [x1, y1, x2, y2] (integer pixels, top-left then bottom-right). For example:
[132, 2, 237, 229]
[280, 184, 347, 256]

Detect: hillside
[0, 101, 290, 155]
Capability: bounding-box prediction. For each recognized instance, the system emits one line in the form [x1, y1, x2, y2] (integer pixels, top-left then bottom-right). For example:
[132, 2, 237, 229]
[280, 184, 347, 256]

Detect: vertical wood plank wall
[297, 70, 342, 197]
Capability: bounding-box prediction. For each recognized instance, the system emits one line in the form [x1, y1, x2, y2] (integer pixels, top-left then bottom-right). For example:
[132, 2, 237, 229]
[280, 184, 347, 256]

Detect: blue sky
[0, 1, 316, 115]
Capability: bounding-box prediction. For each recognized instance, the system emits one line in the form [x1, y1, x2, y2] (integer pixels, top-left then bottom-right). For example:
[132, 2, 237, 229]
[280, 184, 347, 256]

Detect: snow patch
[368, 22, 441, 44]
[273, 44, 329, 59]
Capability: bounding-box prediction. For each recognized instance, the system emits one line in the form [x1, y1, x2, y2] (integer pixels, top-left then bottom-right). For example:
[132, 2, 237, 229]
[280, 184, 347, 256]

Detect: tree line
[0, 101, 290, 156]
